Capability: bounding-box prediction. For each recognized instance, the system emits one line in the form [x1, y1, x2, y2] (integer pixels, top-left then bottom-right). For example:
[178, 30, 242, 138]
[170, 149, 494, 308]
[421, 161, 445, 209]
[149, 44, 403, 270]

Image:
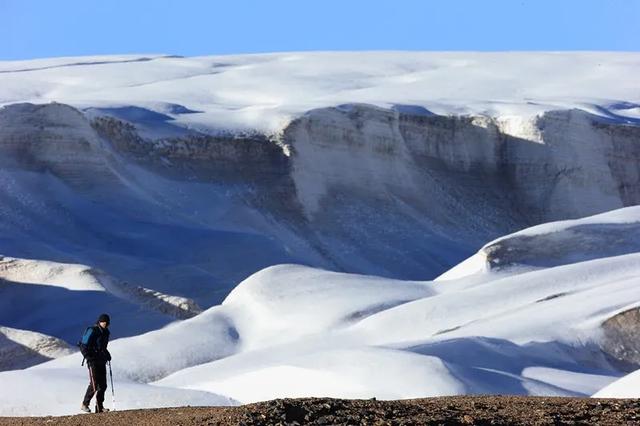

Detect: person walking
[79, 313, 112, 413]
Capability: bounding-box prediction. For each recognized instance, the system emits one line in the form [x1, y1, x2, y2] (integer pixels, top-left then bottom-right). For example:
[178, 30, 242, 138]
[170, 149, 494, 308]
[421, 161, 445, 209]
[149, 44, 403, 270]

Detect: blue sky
[1, 0, 639, 60]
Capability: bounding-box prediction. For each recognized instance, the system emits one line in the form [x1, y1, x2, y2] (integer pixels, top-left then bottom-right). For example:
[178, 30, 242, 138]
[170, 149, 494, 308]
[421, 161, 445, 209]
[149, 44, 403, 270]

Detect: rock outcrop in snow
[285, 105, 639, 223]
[601, 307, 640, 369]
[0, 103, 118, 188]
[90, 115, 289, 181]
[438, 206, 640, 279]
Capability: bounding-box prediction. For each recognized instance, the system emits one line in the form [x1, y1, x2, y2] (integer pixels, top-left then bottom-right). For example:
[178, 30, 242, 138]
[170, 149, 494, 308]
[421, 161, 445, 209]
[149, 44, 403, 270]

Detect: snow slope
[1, 52, 639, 131]
[0, 103, 315, 309]
[0, 52, 638, 309]
[0, 326, 74, 371]
[1, 207, 638, 415]
[0, 367, 236, 417]
[437, 206, 640, 281]
[593, 369, 640, 398]
[0, 254, 203, 365]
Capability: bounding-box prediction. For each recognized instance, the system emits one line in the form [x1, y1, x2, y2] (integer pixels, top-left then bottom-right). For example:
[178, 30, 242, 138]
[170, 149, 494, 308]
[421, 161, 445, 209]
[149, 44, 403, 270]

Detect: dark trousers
[83, 362, 107, 408]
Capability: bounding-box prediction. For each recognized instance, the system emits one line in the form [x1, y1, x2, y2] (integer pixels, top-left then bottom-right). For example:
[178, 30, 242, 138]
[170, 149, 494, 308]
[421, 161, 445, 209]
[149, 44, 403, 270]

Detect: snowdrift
[1, 207, 639, 415]
[593, 369, 640, 398]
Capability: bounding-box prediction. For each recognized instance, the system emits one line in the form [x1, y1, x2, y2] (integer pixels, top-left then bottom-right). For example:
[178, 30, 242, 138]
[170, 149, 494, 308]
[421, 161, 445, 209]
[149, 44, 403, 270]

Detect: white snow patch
[593, 369, 640, 398]
[1, 52, 639, 132]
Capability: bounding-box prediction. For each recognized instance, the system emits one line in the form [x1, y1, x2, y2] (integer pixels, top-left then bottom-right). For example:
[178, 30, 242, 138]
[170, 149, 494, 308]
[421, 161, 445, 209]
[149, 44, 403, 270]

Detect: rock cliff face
[0, 102, 638, 304]
[0, 103, 117, 188]
[284, 105, 639, 224]
[91, 116, 289, 182]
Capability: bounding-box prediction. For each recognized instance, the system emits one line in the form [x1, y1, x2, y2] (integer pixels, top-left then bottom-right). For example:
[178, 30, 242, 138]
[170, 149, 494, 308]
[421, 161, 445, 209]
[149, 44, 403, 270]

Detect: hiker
[79, 313, 112, 413]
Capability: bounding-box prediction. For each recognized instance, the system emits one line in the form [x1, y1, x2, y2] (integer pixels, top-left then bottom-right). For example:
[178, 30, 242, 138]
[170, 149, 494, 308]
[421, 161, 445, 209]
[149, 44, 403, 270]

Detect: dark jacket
[79, 325, 111, 364]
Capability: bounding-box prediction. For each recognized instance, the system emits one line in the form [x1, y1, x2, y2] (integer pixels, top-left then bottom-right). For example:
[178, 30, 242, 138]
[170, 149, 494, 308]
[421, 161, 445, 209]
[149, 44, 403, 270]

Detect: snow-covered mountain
[1, 53, 639, 306]
[0, 52, 639, 414]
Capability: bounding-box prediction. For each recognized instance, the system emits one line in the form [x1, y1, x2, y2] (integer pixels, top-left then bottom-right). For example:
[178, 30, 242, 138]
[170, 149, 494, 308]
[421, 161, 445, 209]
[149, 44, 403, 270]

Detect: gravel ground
[2, 396, 640, 425]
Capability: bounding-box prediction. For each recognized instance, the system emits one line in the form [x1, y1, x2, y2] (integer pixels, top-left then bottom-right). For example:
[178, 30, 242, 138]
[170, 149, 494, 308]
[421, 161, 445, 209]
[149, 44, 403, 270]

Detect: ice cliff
[0, 52, 638, 306]
[0, 100, 639, 303]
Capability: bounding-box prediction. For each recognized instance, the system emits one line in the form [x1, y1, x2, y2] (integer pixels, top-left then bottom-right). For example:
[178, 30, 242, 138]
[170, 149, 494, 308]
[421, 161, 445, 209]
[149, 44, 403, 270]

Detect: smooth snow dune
[353, 252, 640, 347]
[0, 256, 107, 291]
[593, 369, 640, 398]
[0, 256, 201, 319]
[158, 346, 464, 403]
[158, 206, 638, 403]
[222, 264, 433, 349]
[37, 305, 240, 383]
[2, 206, 639, 414]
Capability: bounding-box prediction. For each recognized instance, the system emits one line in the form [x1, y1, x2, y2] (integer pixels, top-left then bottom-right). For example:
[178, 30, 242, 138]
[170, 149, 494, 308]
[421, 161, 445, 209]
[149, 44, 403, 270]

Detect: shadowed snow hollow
[0, 326, 74, 371]
[0, 256, 201, 344]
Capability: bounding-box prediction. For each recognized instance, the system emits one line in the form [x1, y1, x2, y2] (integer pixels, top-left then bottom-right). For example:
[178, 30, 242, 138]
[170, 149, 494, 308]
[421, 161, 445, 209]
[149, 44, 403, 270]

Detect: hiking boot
[95, 406, 110, 413]
[80, 404, 91, 413]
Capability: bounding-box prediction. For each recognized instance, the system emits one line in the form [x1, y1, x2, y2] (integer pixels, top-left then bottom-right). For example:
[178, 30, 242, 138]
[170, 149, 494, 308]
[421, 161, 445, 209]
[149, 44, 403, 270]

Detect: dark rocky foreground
[2, 396, 640, 425]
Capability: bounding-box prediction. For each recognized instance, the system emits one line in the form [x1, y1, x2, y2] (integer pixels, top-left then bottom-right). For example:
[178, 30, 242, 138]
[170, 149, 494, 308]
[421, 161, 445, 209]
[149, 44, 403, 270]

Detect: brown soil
[2, 396, 640, 425]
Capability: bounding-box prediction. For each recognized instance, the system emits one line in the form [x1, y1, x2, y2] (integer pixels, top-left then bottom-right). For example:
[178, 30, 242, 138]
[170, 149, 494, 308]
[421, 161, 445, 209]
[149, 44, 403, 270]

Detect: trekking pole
[108, 361, 116, 411]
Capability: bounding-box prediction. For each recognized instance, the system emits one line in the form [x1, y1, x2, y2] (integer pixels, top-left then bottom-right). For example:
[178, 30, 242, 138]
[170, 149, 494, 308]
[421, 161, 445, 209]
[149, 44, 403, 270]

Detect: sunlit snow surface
[0, 207, 639, 415]
[1, 52, 639, 414]
[1, 52, 639, 131]
[594, 369, 640, 398]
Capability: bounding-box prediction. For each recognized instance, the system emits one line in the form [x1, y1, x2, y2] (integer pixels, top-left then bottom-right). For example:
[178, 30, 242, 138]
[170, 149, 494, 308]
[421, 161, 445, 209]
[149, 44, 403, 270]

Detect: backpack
[77, 326, 95, 366]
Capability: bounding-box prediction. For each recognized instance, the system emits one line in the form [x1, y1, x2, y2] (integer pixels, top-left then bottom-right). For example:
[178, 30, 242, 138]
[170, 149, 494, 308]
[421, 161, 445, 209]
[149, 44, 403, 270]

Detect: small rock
[461, 414, 475, 424]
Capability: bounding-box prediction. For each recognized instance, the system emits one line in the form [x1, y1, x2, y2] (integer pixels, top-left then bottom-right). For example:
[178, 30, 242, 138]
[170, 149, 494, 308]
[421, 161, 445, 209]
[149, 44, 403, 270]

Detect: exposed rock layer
[602, 307, 640, 368]
[0, 102, 638, 289]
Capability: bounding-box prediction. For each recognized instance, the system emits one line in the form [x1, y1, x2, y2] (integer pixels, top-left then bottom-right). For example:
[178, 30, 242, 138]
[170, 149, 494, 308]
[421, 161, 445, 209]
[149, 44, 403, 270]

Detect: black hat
[97, 313, 110, 324]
